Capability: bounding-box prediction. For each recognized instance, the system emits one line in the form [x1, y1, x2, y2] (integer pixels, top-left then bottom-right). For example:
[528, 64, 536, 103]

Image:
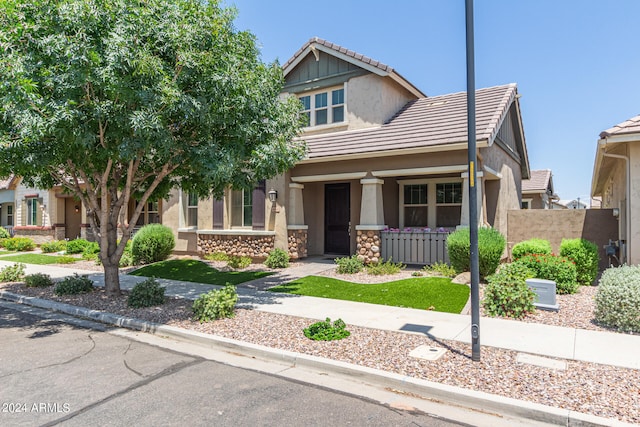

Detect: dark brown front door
[65, 198, 82, 239]
[325, 183, 350, 255]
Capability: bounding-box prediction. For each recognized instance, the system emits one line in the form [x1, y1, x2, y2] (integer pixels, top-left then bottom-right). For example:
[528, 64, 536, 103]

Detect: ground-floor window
[6, 205, 13, 226]
[134, 200, 161, 226]
[231, 189, 252, 228]
[26, 198, 38, 226]
[399, 179, 462, 229]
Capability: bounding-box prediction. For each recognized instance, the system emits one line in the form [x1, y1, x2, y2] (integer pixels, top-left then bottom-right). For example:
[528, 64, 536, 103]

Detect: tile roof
[282, 37, 393, 74]
[600, 115, 640, 138]
[522, 169, 552, 192]
[299, 84, 518, 160]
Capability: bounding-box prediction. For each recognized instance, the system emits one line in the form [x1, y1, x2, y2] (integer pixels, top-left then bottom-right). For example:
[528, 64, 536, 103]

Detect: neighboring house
[0, 175, 17, 236]
[521, 169, 558, 209]
[591, 114, 640, 265]
[163, 37, 531, 263]
[556, 199, 588, 210]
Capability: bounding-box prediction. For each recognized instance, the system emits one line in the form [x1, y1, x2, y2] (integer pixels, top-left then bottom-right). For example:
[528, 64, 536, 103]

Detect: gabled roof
[0, 175, 17, 190]
[599, 115, 640, 139]
[282, 37, 426, 98]
[522, 169, 552, 193]
[299, 84, 523, 162]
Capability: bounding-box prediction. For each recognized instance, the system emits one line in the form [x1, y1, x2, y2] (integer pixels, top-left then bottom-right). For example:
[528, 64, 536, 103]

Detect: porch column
[356, 178, 386, 263]
[287, 183, 307, 259]
[460, 172, 483, 227]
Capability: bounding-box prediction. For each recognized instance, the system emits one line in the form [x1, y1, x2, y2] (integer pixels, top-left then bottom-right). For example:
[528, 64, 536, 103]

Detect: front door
[324, 183, 350, 255]
[65, 198, 82, 239]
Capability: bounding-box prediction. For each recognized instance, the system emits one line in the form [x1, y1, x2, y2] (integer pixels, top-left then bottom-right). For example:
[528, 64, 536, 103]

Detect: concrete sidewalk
[1, 258, 639, 370]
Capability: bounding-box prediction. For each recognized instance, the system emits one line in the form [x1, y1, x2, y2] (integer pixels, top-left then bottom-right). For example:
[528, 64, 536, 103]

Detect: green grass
[0, 253, 76, 265]
[129, 259, 272, 285]
[269, 276, 470, 313]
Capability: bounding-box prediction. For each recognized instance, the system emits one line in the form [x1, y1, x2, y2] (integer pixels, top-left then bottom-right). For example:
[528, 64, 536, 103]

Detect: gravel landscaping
[1, 261, 639, 424]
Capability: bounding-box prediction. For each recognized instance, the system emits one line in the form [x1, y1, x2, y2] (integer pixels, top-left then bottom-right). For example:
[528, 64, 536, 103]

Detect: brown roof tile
[299, 84, 519, 160]
[600, 114, 640, 138]
[522, 169, 552, 192]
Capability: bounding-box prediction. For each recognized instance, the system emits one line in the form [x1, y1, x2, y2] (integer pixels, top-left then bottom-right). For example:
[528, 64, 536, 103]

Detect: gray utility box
[526, 278, 559, 311]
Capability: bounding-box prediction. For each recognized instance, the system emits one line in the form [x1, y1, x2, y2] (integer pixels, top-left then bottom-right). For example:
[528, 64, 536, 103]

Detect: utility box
[526, 278, 559, 311]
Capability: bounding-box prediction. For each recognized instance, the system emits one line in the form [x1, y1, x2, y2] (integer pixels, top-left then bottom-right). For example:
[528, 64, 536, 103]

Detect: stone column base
[355, 228, 384, 264]
[287, 226, 308, 259]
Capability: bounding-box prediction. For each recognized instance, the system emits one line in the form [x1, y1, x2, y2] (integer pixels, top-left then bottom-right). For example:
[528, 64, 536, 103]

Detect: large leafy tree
[0, 0, 305, 295]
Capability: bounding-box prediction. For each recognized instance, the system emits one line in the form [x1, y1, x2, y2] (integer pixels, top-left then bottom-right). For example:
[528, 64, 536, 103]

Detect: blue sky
[225, 0, 640, 203]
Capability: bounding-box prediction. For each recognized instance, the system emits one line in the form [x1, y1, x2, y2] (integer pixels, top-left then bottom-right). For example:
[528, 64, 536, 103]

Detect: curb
[0, 290, 632, 427]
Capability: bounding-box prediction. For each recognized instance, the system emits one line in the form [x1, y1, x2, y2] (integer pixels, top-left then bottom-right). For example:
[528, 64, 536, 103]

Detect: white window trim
[522, 198, 532, 209]
[398, 178, 463, 229]
[299, 84, 347, 129]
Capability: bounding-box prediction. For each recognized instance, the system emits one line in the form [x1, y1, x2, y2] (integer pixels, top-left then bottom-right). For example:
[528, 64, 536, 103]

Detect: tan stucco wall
[629, 142, 640, 264]
[346, 74, 415, 129]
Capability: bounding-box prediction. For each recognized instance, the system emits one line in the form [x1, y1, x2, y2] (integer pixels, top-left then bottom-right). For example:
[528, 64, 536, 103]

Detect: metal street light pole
[465, 0, 481, 362]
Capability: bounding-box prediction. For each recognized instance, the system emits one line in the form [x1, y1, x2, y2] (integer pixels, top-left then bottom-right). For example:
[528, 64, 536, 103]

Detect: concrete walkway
[1, 258, 639, 370]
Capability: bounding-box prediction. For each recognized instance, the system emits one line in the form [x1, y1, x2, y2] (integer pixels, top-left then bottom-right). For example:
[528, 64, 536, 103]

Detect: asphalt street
[0, 303, 464, 427]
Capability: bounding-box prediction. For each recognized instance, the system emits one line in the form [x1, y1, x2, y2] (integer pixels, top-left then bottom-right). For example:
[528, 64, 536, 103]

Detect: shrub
[65, 238, 92, 254]
[447, 227, 506, 279]
[204, 252, 229, 262]
[0, 227, 10, 239]
[303, 317, 351, 341]
[560, 238, 599, 286]
[518, 254, 578, 294]
[511, 238, 552, 261]
[57, 255, 77, 264]
[25, 273, 54, 288]
[2, 237, 36, 252]
[594, 265, 640, 333]
[132, 224, 175, 265]
[192, 283, 238, 321]
[422, 261, 457, 278]
[264, 248, 289, 269]
[227, 255, 252, 269]
[334, 255, 364, 274]
[54, 274, 94, 295]
[40, 240, 67, 253]
[482, 262, 536, 318]
[365, 258, 405, 275]
[0, 263, 26, 282]
[128, 278, 166, 308]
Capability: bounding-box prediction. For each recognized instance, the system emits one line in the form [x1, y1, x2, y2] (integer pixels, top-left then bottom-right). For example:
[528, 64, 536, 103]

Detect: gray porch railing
[2, 226, 14, 237]
[380, 231, 450, 265]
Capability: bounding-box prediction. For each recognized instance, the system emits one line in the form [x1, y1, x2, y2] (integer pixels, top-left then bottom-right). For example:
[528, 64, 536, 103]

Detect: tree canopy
[0, 0, 305, 294]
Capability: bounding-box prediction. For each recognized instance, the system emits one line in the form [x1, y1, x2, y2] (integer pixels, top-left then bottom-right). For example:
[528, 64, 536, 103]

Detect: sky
[225, 0, 640, 203]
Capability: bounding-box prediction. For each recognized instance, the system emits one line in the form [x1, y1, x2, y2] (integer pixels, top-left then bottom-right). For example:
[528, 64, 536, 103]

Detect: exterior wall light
[613, 207, 620, 217]
[268, 189, 278, 202]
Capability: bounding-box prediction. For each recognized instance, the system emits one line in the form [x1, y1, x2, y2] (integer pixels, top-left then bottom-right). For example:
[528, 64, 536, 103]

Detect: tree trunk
[103, 259, 121, 296]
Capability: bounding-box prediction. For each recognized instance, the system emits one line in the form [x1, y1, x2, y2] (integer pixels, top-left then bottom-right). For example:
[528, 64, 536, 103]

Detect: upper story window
[299, 87, 345, 127]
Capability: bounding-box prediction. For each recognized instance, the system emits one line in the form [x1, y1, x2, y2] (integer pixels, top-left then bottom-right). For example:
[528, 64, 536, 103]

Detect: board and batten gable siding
[494, 106, 521, 162]
[284, 50, 367, 93]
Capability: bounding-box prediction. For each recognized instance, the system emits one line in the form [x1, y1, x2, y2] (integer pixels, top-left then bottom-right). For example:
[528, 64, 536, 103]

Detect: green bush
[25, 273, 54, 288]
[511, 238, 552, 261]
[2, 237, 36, 252]
[0, 227, 10, 239]
[57, 255, 77, 264]
[192, 283, 238, 321]
[54, 273, 94, 295]
[482, 262, 536, 318]
[447, 227, 506, 279]
[560, 238, 599, 286]
[227, 255, 252, 269]
[264, 248, 289, 269]
[422, 261, 457, 278]
[518, 254, 578, 294]
[65, 238, 92, 254]
[365, 258, 405, 275]
[40, 240, 67, 253]
[204, 252, 229, 262]
[303, 317, 351, 341]
[0, 263, 26, 282]
[132, 224, 175, 265]
[334, 255, 364, 274]
[594, 265, 640, 333]
[128, 277, 166, 308]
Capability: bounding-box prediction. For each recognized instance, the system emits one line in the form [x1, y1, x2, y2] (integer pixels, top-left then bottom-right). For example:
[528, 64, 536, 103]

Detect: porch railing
[380, 230, 450, 266]
[2, 226, 14, 237]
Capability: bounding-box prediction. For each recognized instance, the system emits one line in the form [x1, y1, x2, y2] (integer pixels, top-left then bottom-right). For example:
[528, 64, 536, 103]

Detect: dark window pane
[301, 111, 310, 126]
[316, 109, 327, 125]
[404, 207, 428, 227]
[436, 205, 461, 227]
[332, 106, 344, 122]
[315, 92, 327, 108]
[332, 89, 344, 105]
[299, 96, 310, 110]
[404, 184, 427, 205]
[436, 183, 462, 204]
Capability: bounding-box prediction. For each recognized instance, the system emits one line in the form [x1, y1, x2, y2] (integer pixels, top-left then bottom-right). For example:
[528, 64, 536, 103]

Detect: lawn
[130, 259, 272, 286]
[0, 253, 75, 265]
[269, 276, 470, 313]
